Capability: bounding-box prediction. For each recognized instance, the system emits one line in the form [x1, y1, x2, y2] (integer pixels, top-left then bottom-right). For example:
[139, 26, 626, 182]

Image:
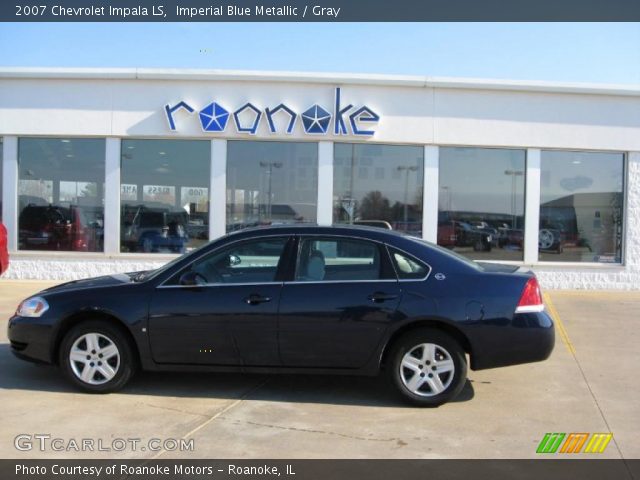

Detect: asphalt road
[1, 280, 638, 459]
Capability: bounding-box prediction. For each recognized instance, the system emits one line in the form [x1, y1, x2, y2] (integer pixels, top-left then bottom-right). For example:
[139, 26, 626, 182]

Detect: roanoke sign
[164, 88, 380, 137]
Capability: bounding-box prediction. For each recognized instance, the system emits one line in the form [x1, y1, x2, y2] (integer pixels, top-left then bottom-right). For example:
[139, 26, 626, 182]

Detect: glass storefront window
[226, 141, 318, 232]
[18, 138, 105, 252]
[439, 147, 526, 261]
[333, 144, 424, 236]
[539, 151, 624, 263]
[120, 139, 210, 253]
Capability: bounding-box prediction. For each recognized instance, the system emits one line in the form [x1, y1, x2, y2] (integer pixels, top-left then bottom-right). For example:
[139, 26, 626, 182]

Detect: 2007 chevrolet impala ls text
[8, 225, 554, 406]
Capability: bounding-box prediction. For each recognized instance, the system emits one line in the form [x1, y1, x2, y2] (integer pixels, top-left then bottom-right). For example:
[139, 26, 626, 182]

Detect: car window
[388, 247, 429, 280]
[407, 236, 483, 272]
[295, 237, 381, 282]
[170, 237, 288, 285]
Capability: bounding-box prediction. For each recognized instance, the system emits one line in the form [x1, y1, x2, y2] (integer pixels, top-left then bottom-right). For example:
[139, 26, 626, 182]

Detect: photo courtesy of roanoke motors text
[0, 2, 640, 480]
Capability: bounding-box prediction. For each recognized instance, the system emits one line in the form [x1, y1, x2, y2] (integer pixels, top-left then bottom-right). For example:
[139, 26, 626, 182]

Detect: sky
[0, 23, 639, 84]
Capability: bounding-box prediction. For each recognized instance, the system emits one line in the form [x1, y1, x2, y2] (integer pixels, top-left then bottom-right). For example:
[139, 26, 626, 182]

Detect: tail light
[515, 276, 545, 313]
[71, 210, 89, 251]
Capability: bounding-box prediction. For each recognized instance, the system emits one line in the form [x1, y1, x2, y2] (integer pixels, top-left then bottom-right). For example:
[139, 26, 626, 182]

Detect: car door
[278, 236, 401, 368]
[148, 236, 292, 366]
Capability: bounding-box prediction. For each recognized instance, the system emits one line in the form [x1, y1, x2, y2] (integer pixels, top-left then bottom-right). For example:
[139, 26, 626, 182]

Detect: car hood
[40, 272, 136, 294]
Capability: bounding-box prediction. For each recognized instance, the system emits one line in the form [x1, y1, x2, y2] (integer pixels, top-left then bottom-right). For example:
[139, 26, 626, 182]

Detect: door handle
[244, 294, 272, 305]
[368, 292, 399, 303]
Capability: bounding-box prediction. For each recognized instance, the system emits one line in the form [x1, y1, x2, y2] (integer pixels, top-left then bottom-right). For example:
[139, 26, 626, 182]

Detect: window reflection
[333, 144, 424, 236]
[226, 141, 318, 232]
[120, 139, 210, 253]
[18, 138, 105, 252]
[539, 151, 624, 263]
[439, 147, 526, 261]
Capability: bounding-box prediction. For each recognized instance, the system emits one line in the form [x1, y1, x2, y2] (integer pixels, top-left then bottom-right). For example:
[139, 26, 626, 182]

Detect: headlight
[16, 296, 50, 317]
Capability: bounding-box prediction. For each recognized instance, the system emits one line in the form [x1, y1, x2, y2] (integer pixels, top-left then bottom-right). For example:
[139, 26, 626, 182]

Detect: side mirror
[179, 271, 206, 286]
[229, 254, 241, 266]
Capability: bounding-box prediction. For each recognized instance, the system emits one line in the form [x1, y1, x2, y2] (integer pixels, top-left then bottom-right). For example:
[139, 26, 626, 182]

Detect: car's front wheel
[388, 328, 467, 406]
[59, 321, 136, 393]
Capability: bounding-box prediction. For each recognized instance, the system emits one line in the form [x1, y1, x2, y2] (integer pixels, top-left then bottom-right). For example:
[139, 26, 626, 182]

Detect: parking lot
[1, 280, 638, 459]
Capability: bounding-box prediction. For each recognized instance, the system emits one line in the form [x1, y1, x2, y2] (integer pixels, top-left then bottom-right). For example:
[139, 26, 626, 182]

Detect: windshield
[135, 240, 214, 282]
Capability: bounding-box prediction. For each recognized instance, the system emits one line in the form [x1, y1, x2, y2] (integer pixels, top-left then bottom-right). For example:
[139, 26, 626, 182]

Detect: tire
[539, 229, 555, 250]
[59, 320, 136, 393]
[473, 240, 483, 252]
[142, 237, 154, 253]
[387, 328, 467, 407]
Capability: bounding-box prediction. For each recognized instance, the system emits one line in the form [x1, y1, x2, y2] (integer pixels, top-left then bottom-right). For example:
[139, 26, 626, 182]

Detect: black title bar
[3, 0, 640, 22]
[2, 460, 639, 480]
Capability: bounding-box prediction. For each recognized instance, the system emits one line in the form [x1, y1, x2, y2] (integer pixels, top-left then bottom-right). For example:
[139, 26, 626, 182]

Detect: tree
[359, 191, 392, 221]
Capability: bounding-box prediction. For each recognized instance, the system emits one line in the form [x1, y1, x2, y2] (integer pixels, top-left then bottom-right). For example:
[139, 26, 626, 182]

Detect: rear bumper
[470, 310, 555, 370]
[7, 315, 55, 364]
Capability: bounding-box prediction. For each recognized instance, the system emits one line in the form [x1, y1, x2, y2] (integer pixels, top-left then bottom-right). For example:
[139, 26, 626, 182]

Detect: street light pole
[347, 143, 356, 224]
[398, 165, 419, 226]
[440, 186, 452, 213]
[260, 161, 282, 222]
[504, 169, 524, 229]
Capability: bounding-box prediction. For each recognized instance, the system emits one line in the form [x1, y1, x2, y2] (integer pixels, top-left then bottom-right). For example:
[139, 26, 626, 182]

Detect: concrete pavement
[0, 280, 638, 459]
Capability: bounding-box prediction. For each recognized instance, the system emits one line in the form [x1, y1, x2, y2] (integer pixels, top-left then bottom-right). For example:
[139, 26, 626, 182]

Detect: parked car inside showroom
[18, 204, 101, 252]
[8, 224, 554, 406]
[453, 221, 493, 252]
[121, 205, 188, 253]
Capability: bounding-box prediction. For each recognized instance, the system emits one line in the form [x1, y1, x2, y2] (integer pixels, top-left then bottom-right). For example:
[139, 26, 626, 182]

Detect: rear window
[408, 236, 483, 271]
[388, 247, 429, 280]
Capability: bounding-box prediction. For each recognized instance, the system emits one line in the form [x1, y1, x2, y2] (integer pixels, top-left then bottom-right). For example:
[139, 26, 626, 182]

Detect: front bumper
[470, 310, 555, 370]
[7, 315, 55, 364]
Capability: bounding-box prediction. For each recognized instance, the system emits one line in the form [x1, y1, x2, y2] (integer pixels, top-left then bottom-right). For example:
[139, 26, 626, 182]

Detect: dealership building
[0, 67, 638, 289]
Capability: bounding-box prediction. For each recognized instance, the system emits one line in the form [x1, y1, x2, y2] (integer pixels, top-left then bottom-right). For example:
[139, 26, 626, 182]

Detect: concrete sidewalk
[0, 280, 638, 459]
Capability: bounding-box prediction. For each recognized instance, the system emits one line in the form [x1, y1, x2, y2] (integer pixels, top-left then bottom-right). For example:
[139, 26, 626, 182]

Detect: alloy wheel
[539, 229, 555, 249]
[69, 333, 120, 385]
[399, 343, 455, 397]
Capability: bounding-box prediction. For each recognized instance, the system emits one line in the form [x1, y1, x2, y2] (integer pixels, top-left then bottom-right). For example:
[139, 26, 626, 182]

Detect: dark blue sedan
[8, 225, 554, 406]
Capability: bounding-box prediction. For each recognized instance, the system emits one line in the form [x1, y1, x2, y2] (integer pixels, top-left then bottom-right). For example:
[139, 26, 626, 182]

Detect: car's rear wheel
[388, 328, 467, 406]
[59, 321, 135, 393]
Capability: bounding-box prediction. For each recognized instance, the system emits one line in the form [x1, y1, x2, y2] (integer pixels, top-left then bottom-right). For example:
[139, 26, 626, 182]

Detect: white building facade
[0, 67, 639, 289]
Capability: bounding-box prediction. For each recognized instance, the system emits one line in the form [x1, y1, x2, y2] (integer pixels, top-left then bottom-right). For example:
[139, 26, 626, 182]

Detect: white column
[422, 145, 439, 243]
[524, 148, 541, 264]
[624, 153, 640, 269]
[2, 136, 18, 251]
[210, 140, 227, 240]
[317, 141, 334, 226]
[104, 138, 121, 254]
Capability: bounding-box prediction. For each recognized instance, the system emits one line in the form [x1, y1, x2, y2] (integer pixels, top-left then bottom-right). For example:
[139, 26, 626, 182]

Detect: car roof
[224, 223, 410, 241]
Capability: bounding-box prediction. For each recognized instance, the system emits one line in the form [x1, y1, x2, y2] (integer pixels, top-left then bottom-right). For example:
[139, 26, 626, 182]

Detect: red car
[0, 222, 8, 275]
[18, 204, 101, 252]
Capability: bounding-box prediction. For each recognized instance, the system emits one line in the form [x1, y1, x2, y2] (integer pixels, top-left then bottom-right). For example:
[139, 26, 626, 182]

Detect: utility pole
[260, 161, 282, 222]
[398, 165, 418, 226]
[504, 169, 524, 228]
